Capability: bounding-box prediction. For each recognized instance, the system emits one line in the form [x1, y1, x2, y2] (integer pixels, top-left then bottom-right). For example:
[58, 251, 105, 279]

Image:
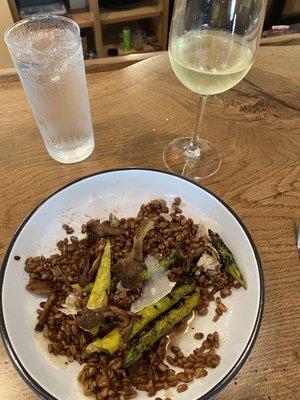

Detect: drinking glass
[5, 16, 94, 164]
[164, 0, 267, 179]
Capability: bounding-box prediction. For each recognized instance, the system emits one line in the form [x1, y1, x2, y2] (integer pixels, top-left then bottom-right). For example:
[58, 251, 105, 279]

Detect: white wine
[169, 30, 254, 95]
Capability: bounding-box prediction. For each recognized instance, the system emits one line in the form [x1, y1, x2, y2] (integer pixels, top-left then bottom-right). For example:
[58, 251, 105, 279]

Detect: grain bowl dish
[0, 169, 264, 400]
[25, 197, 246, 400]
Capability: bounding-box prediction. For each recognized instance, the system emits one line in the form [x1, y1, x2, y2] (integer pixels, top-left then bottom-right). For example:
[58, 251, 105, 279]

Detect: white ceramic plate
[0, 168, 264, 400]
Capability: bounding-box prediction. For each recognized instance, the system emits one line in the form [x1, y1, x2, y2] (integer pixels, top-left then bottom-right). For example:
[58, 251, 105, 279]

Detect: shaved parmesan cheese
[131, 255, 176, 313]
[196, 219, 222, 238]
[205, 243, 220, 259]
[160, 212, 172, 222]
[131, 274, 176, 313]
[58, 293, 80, 316]
[144, 255, 160, 277]
[197, 253, 220, 273]
[116, 281, 131, 292]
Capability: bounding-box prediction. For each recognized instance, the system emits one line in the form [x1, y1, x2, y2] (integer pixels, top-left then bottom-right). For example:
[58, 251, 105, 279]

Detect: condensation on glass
[5, 16, 94, 164]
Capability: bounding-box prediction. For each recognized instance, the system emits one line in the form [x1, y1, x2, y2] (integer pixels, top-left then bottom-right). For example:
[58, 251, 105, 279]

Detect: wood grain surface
[0, 52, 158, 83]
[0, 46, 299, 400]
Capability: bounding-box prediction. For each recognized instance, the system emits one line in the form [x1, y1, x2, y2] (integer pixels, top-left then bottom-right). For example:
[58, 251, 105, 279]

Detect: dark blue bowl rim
[0, 167, 264, 400]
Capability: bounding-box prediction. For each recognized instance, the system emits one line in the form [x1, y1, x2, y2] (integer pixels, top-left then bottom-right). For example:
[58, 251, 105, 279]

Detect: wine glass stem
[186, 94, 208, 158]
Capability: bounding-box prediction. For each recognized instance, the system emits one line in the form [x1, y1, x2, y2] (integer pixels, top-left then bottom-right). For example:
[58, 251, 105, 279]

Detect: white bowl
[0, 168, 264, 400]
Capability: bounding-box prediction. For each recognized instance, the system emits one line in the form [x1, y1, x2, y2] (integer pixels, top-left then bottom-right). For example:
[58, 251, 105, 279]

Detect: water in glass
[6, 17, 94, 164]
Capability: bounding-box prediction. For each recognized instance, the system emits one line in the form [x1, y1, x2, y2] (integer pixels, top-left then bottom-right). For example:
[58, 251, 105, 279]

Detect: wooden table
[0, 46, 299, 400]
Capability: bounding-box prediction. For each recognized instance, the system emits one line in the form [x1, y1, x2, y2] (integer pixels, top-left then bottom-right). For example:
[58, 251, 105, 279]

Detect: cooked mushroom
[113, 219, 155, 289]
[76, 307, 111, 330]
[79, 237, 110, 288]
[79, 220, 123, 287]
[26, 280, 57, 295]
[76, 305, 136, 332]
[174, 246, 205, 272]
[121, 318, 135, 341]
[86, 220, 123, 237]
[35, 294, 56, 331]
[97, 322, 118, 337]
[79, 252, 93, 288]
[109, 213, 120, 228]
[174, 247, 186, 262]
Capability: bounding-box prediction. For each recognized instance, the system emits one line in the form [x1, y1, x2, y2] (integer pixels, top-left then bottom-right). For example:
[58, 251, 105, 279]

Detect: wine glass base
[163, 137, 221, 180]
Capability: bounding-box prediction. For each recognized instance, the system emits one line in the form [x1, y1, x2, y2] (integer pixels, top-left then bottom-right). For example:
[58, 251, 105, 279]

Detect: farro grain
[177, 384, 188, 393]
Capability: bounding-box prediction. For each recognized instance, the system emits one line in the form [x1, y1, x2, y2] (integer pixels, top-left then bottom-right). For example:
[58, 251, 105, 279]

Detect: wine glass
[163, 0, 267, 180]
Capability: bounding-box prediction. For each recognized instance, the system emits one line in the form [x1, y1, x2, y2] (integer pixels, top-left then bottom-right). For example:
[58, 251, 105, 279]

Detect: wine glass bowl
[163, 0, 267, 180]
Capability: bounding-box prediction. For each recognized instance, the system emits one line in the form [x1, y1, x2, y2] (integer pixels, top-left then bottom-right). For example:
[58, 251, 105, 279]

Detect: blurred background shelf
[101, 1, 162, 25]
[6, 0, 300, 62]
[103, 42, 156, 56]
[7, 0, 169, 58]
[66, 11, 94, 28]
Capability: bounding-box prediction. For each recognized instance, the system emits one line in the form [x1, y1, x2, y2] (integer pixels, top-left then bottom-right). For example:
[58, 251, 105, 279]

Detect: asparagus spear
[208, 230, 247, 289]
[129, 283, 193, 340]
[139, 251, 175, 282]
[86, 240, 111, 335]
[123, 292, 200, 367]
[87, 240, 111, 309]
[72, 270, 148, 293]
[85, 327, 121, 355]
[72, 282, 94, 293]
[73, 252, 175, 293]
[157, 251, 176, 271]
[85, 283, 194, 354]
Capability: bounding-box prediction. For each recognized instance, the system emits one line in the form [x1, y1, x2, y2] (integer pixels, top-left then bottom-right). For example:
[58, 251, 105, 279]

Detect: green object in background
[123, 26, 132, 51]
